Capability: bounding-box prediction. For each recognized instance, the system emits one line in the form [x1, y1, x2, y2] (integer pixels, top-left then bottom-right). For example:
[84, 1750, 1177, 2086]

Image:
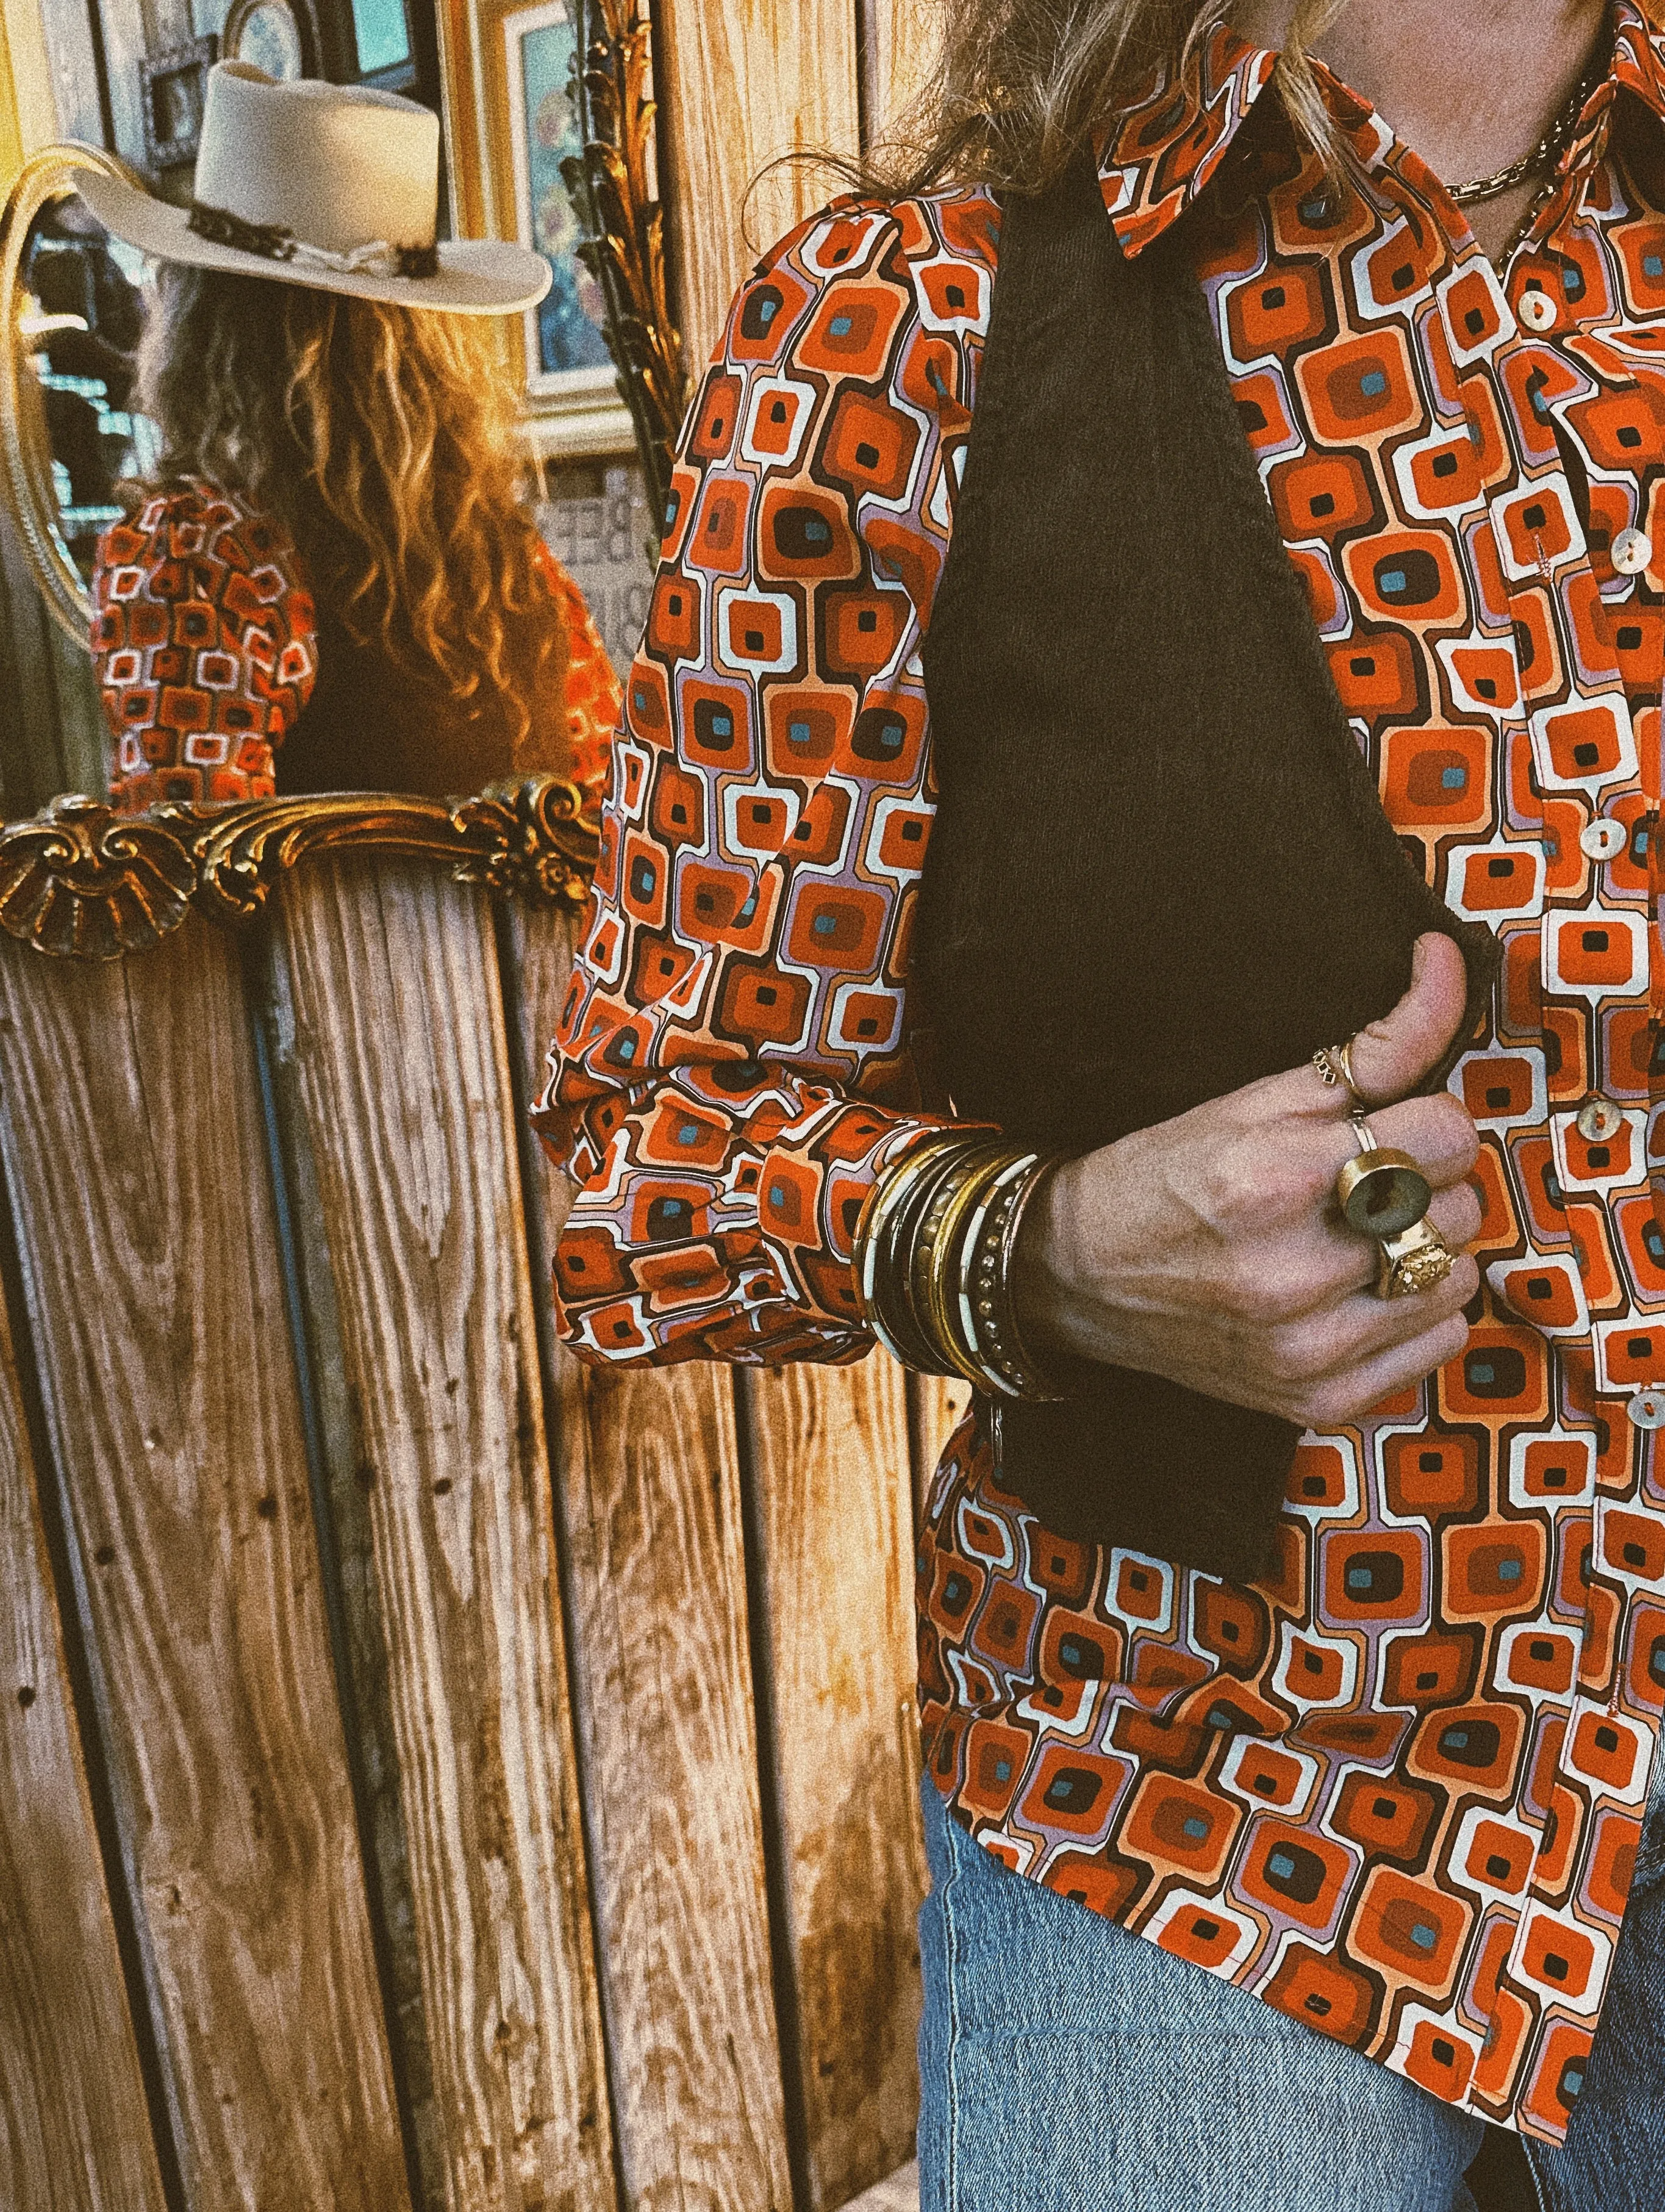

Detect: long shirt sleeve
[536, 190, 1004, 1366]
[95, 486, 317, 810]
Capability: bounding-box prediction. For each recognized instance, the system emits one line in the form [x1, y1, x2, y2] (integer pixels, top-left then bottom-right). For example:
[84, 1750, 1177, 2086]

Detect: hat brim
[73, 167, 553, 315]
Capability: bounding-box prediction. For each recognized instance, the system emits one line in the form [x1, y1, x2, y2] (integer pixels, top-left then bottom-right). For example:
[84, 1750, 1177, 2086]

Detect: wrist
[1011, 1152, 1094, 1369]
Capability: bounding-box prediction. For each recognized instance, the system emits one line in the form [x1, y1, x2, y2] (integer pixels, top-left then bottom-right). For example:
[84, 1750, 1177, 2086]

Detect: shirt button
[1613, 526, 1653, 576]
[1519, 289, 1558, 331]
[1628, 1388, 1665, 1430]
[1577, 1096, 1625, 1141]
[1580, 817, 1628, 861]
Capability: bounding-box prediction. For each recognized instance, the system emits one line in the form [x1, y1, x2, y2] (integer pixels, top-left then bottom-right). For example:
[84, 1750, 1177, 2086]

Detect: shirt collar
[1096, 0, 1665, 259]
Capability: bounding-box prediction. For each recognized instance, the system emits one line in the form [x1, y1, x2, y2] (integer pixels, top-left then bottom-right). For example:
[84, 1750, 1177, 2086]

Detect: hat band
[187, 199, 439, 281]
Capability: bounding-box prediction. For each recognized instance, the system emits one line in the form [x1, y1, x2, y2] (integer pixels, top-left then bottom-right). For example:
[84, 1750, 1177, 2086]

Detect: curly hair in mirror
[135, 267, 566, 754]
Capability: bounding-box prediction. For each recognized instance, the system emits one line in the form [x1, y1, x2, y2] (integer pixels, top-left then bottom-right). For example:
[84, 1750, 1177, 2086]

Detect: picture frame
[443, 0, 637, 460]
[138, 35, 220, 171]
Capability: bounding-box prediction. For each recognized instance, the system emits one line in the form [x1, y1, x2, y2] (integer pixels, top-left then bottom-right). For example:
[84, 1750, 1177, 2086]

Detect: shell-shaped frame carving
[0, 778, 600, 961]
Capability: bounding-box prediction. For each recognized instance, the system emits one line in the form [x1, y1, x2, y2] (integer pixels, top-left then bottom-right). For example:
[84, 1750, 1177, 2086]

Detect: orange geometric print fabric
[542, 1, 1665, 2141]
[95, 488, 316, 808]
[95, 486, 621, 810]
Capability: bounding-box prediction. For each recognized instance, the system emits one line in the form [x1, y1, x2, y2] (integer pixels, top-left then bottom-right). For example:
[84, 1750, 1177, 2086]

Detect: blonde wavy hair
[137, 265, 565, 753]
[866, 0, 1347, 195]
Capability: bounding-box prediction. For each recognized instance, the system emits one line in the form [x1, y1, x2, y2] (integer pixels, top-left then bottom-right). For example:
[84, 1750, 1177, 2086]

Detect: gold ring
[1334, 1119, 1433, 1240]
[1314, 1039, 1366, 1103]
[1377, 1216, 1455, 1299]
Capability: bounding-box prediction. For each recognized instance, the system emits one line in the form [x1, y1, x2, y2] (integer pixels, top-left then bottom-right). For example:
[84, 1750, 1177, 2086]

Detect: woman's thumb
[1339, 933, 1469, 1107]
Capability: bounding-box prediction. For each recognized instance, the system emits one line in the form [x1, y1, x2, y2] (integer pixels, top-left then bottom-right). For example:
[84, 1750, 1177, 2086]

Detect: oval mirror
[1, 144, 160, 648]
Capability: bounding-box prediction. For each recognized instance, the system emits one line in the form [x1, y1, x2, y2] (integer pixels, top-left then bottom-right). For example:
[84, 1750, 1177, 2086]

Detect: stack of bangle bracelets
[853, 1133, 1064, 1398]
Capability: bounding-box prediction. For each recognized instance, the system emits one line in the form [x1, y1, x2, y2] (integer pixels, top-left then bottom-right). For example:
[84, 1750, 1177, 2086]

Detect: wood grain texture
[0, 1243, 167, 2212]
[0, 921, 409, 2212]
[0, 505, 106, 817]
[506, 899, 793, 2212]
[657, 0, 862, 372]
[271, 860, 614, 2212]
[860, 0, 942, 145]
[741, 1355, 926, 2212]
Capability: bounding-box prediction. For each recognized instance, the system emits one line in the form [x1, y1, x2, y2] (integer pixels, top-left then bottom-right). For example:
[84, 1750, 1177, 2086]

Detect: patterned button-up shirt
[541, 2, 1665, 2142]
[94, 486, 621, 810]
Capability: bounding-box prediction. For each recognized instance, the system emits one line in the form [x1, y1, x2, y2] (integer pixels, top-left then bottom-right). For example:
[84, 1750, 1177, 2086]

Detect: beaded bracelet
[974, 1151, 1065, 1400]
[955, 1150, 1044, 1394]
[911, 1141, 1014, 1388]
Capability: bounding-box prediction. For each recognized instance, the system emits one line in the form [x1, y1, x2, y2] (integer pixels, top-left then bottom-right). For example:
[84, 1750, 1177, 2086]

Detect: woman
[543, 2, 1665, 2206]
[80, 62, 618, 810]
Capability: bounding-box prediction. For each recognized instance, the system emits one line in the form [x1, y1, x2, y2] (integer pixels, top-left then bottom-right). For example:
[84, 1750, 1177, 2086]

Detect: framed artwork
[440, 0, 651, 459]
[139, 35, 220, 170]
[503, 3, 614, 395]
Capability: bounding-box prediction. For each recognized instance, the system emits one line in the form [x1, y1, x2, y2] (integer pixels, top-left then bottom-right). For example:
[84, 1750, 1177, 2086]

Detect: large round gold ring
[1377, 1216, 1455, 1299]
[1334, 1116, 1434, 1240]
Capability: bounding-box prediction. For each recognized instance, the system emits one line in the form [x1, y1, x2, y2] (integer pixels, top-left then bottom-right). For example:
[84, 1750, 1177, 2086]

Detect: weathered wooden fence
[0, 9, 966, 2207]
[0, 789, 969, 2212]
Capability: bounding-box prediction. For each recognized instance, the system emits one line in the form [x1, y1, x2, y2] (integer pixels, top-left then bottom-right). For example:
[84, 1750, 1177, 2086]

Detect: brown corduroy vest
[912, 153, 1499, 1584]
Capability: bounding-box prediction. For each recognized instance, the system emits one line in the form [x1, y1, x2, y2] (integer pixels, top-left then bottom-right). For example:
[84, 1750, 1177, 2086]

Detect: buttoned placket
[1444, 182, 1665, 2050]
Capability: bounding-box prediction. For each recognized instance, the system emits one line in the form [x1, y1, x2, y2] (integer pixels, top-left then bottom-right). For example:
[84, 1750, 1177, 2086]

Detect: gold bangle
[852, 1129, 958, 1265]
[856, 1133, 983, 1373]
[994, 1154, 1067, 1398]
[883, 1141, 984, 1371]
[922, 1144, 1020, 1387]
[954, 1150, 1042, 1392]
[911, 1143, 1012, 1382]
[964, 1151, 1065, 1399]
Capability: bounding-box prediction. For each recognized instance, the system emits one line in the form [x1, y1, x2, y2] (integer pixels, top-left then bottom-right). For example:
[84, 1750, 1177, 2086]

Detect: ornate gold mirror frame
[562, 0, 689, 523]
[0, 142, 149, 648]
[0, 777, 599, 960]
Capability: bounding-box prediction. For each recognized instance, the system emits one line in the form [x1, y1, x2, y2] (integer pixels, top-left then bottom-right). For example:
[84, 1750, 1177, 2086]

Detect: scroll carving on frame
[561, 0, 690, 523]
[0, 776, 599, 961]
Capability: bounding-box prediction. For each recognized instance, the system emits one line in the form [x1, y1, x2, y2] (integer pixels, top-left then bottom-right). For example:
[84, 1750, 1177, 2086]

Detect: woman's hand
[1013, 933, 1483, 1428]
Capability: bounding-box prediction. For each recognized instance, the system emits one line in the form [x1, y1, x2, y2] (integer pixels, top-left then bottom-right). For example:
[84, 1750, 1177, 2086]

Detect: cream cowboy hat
[73, 61, 551, 315]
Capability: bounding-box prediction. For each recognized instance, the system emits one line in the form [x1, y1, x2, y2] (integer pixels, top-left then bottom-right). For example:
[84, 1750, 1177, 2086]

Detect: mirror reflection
[16, 193, 158, 589]
[2, 63, 624, 817]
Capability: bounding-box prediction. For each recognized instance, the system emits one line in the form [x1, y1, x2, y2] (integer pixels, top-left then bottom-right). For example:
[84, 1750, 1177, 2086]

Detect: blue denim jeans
[917, 1759, 1665, 2212]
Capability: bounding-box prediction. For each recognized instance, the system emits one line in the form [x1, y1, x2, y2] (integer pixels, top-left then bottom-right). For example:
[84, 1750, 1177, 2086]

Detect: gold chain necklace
[1445, 51, 1605, 207]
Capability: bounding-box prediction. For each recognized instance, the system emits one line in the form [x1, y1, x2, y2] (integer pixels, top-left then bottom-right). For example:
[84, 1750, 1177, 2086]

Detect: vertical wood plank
[0, 922, 410, 2212]
[741, 1356, 927, 2212]
[859, 0, 941, 145]
[270, 860, 615, 2212]
[45, 621, 109, 798]
[0, 506, 65, 821]
[0, 1229, 168, 2212]
[656, 0, 862, 371]
[507, 900, 794, 2212]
